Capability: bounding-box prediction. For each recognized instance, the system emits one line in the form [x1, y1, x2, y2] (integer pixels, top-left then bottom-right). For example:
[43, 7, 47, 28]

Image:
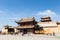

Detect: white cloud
[36, 10, 60, 21]
[37, 10, 58, 17]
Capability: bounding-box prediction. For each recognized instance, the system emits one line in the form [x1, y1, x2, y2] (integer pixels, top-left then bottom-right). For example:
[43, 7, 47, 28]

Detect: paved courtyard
[0, 34, 60, 40]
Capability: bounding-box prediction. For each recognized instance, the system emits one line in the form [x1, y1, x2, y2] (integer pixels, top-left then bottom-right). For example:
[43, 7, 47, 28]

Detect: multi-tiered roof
[16, 17, 37, 29]
[41, 16, 51, 22]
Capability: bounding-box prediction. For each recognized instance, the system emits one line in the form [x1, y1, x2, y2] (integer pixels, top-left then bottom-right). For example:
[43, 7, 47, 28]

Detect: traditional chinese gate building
[37, 16, 58, 34]
[16, 17, 37, 34]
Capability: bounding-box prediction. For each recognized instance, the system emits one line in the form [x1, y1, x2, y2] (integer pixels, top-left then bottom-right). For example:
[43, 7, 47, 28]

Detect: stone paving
[0, 34, 60, 40]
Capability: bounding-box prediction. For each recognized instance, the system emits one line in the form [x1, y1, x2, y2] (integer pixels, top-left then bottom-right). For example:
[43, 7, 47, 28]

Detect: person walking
[52, 32, 55, 36]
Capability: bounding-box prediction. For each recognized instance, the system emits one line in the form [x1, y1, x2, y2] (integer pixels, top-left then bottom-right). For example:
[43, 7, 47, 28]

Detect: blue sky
[0, 0, 60, 30]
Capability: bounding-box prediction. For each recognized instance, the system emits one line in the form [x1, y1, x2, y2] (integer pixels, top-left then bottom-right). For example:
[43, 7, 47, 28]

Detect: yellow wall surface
[37, 22, 59, 34]
[43, 27, 58, 34]
[2, 27, 8, 34]
[35, 27, 58, 34]
[57, 24, 60, 33]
